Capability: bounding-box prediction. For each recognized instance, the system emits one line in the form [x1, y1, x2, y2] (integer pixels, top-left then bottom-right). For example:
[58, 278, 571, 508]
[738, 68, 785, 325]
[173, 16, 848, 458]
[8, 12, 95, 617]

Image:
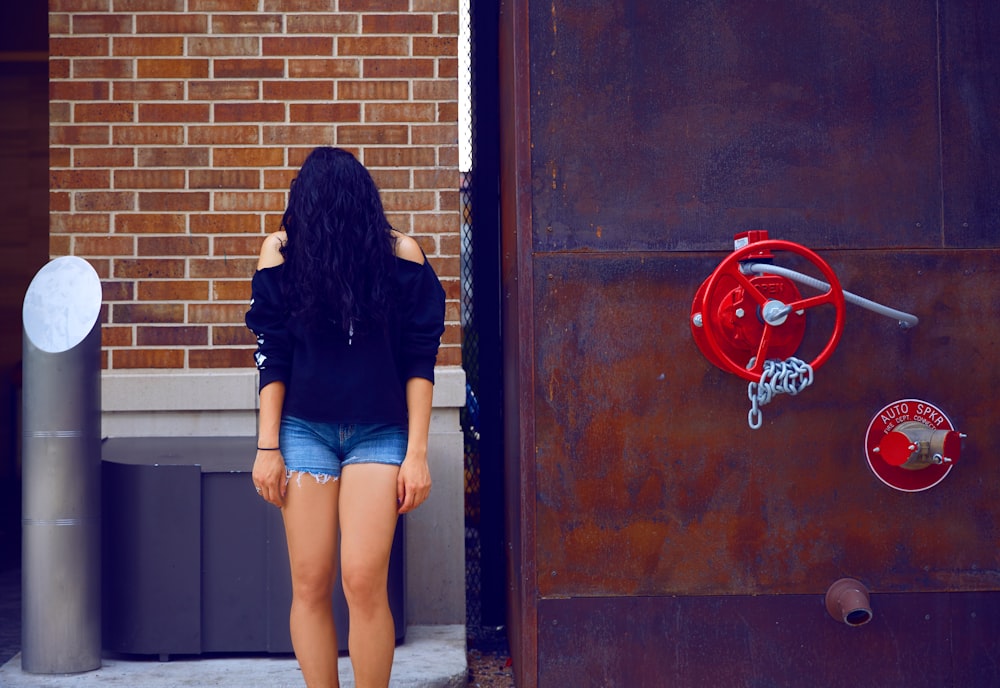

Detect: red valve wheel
[698, 240, 846, 382]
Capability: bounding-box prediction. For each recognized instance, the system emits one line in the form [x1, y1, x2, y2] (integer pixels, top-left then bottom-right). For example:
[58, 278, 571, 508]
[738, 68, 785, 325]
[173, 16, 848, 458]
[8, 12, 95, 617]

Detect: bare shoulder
[257, 231, 287, 269]
[392, 230, 425, 265]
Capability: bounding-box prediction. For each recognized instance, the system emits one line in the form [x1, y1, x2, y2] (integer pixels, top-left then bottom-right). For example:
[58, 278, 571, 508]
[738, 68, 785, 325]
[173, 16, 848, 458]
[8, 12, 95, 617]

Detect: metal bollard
[20, 256, 103, 674]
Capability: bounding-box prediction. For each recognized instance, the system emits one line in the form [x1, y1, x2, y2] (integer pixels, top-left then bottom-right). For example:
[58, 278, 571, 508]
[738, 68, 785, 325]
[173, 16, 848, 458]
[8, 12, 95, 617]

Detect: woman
[245, 147, 446, 688]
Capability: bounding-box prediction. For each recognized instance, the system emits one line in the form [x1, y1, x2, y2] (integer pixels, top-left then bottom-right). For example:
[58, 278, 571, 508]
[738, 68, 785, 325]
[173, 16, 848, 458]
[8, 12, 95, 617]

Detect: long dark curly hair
[279, 147, 396, 334]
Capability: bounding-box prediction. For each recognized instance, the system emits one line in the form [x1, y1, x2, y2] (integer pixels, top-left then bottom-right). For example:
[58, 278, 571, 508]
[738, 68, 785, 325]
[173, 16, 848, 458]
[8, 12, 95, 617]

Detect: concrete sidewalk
[0, 625, 466, 688]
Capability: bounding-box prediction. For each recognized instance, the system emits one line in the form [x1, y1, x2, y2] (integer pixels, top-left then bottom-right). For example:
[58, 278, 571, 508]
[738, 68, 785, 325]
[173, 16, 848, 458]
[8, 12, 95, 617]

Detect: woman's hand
[252, 449, 287, 507]
[397, 454, 431, 514]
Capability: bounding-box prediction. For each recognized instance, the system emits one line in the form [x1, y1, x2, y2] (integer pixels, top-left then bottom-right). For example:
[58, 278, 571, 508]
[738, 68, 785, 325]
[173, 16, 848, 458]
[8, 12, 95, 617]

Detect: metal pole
[20, 256, 103, 674]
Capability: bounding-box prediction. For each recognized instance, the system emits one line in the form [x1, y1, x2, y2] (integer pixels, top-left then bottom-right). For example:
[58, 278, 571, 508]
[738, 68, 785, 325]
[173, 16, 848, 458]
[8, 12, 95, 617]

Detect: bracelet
[257, 446, 280, 451]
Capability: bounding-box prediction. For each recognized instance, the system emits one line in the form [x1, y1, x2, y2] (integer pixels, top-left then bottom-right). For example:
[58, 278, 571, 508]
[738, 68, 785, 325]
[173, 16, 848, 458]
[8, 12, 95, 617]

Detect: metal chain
[747, 357, 815, 429]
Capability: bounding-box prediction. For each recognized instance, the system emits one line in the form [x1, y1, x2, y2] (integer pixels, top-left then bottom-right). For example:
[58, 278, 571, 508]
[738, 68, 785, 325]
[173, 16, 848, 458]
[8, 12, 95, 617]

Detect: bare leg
[282, 474, 341, 688]
[339, 464, 400, 688]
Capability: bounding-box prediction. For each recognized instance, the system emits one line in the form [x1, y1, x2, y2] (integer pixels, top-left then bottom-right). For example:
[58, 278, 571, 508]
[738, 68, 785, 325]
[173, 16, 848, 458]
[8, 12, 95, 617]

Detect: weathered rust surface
[533, 250, 999, 597]
[536, 592, 1000, 687]
[502, 1, 1000, 686]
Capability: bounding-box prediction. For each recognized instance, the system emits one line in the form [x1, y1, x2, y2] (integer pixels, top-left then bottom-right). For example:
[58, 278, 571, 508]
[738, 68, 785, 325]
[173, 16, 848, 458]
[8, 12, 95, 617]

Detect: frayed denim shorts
[279, 415, 407, 482]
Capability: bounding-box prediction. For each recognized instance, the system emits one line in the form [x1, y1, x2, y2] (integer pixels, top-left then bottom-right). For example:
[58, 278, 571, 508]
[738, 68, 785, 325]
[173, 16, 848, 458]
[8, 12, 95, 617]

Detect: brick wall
[49, 0, 461, 371]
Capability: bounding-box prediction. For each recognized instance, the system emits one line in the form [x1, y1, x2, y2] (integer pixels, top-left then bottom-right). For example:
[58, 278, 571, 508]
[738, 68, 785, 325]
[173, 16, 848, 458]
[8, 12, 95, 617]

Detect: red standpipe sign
[864, 399, 956, 492]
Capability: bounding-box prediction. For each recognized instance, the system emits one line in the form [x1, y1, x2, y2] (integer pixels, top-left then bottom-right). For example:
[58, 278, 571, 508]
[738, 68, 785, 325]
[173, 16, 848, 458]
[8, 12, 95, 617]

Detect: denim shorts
[279, 415, 407, 481]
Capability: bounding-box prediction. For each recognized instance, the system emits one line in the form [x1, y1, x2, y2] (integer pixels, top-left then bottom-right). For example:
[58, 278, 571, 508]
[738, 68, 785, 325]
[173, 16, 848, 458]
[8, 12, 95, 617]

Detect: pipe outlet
[825, 578, 873, 627]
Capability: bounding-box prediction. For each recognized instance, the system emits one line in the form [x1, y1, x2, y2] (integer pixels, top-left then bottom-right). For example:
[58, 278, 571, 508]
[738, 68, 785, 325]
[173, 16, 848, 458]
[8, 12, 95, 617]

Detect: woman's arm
[397, 377, 433, 514]
[253, 381, 287, 507]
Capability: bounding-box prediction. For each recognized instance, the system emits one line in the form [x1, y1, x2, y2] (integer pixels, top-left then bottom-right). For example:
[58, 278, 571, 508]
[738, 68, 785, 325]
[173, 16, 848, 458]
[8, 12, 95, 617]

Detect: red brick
[137, 147, 209, 167]
[49, 12, 71, 33]
[138, 192, 211, 212]
[112, 349, 185, 369]
[75, 102, 134, 123]
[414, 36, 457, 57]
[137, 236, 210, 256]
[74, 235, 135, 256]
[437, 141, 459, 165]
[138, 326, 208, 346]
[414, 79, 457, 101]
[73, 59, 133, 79]
[263, 0, 335, 10]
[262, 80, 333, 101]
[213, 58, 285, 79]
[189, 80, 260, 100]
[112, 125, 185, 146]
[340, 0, 407, 10]
[263, 169, 297, 189]
[213, 280, 252, 301]
[369, 168, 410, 189]
[262, 36, 333, 57]
[214, 102, 286, 123]
[190, 213, 262, 234]
[337, 124, 408, 145]
[101, 280, 135, 301]
[75, 147, 134, 168]
[115, 0, 184, 10]
[113, 302, 185, 323]
[363, 58, 435, 78]
[436, 346, 462, 367]
[188, 125, 259, 144]
[415, 168, 461, 189]
[138, 280, 210, 301]
[137, 59, 210, 79]
[339, 36, 409, 57]
[412, 123, 458, 145]
[288, 58, 359, 79]
[114, 169, 186, 189]
[338, 80, 409, 100]
[50, 102, 71, 123]
[366, 102, 436, 123]
[51, 168, 111, 190]
[188, 36, 260, 57]
[49, 213, 107, 238]
[76, 191, 135, 211]
[213, 325, 255, 346]
[436, 11, 459, 34]
[190, 257, 258, 278]
[214, 191, 287, 212]
[285, 13, 356, 33]
[51, 36, 109, 57]
[262, 123, 339, 143]
[49, 125, 111, 146]
[113, 259, 186, 280]
[364, 147, 436, 167]
[439, 189, 459, 210]
[190, 169, 260, 189]
[138, 103, 211, 123]
[190, 348, 253, 369]
[50, 80, 110, 101]
[189, 303, 250, 322]
[135, 14, 209, 34]
[213, 147, 284, 167]
[113, 80, 186, 101]
[102, 326, 134, 348]
[290, 103, 363, 123]
[190, 0, 259, 9]
[212, 14, 282, 34]
[214, 236, 264, 256]
[412, 212, 459, 234]
[381, 190, 437, 212]
[113, 37, 185, 57]
[438, 57, 458, 78]
[116, 213, 187, 234]
[50, 192, 72, 213]
[362, 14, 434, 35]
[52, 147, 73, 168]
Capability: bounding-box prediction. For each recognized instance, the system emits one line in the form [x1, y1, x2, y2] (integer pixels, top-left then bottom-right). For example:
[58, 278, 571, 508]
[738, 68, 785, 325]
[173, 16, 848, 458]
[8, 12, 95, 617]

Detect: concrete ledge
[0, 625, 467, 688]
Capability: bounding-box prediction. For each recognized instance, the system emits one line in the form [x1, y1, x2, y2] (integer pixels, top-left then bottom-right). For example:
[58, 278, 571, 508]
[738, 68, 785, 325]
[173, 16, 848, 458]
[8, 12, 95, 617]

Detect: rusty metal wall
[500, 1, 1000, 686]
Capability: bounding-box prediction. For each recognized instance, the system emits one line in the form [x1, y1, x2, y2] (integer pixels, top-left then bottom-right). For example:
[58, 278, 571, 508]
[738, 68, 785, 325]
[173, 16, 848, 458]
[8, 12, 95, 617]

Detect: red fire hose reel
[690, 232, 846, 382]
